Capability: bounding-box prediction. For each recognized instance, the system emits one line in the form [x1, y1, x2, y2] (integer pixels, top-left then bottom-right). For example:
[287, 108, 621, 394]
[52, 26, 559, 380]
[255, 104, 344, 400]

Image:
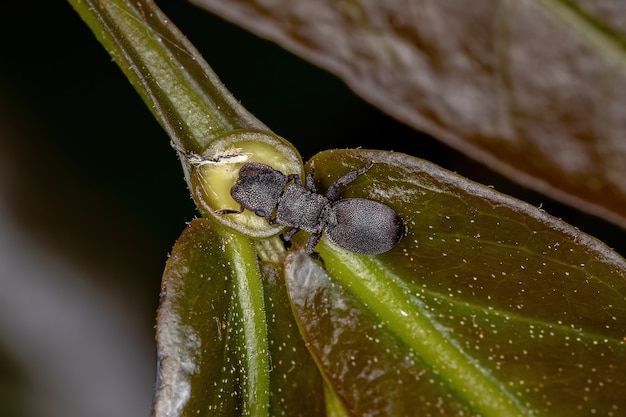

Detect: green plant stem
[67, 0, 266, 153]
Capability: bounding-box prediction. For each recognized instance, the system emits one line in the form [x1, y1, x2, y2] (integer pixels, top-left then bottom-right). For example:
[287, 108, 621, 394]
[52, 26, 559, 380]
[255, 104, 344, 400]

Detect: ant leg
[305, 161, 317, 192]
[282, 227, 299, 242]
[305, 231, 322, 254]
[308, 251, 326, 269]
[326, 161, 375, 201]
[286, 173, 303, 187]
[285, 162, 316, 192]
[305, 231, 326, 268]
[215, 206, 244, 215]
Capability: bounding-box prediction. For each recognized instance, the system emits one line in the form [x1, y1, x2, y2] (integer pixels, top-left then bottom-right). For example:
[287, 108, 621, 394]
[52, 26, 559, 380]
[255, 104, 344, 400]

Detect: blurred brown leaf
[191, 0, 626, 228]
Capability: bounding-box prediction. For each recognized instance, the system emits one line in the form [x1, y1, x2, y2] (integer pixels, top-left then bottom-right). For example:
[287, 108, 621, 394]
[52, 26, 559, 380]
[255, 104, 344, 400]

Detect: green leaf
[192, 0, 626, 228]
[153, 219, 268, 416]
[68, 1, 626, 415]
[154, 219, 325, 416]
[285, 149, 626, 416]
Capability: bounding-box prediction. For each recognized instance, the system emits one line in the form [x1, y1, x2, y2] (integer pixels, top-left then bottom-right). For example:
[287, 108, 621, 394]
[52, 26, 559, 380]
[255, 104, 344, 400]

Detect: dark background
[0, 1, 623, 416]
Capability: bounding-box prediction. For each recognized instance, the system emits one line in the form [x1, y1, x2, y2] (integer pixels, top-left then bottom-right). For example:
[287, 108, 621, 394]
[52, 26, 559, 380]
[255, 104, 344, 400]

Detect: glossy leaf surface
[68, 1, 626, 415]
[285, 149, 626, 416]
[154, 219, 324, 416]
[192, 0, 626, 228]
[68, 0, 265, 153]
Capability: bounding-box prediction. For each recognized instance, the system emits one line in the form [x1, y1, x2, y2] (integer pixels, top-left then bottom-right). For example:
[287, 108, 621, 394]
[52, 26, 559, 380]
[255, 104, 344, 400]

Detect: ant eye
[255, 209, 267, 217]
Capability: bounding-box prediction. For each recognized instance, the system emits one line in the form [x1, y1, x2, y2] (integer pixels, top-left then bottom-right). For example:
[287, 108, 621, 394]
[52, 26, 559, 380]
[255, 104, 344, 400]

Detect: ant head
[230, 163, 289, 220]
